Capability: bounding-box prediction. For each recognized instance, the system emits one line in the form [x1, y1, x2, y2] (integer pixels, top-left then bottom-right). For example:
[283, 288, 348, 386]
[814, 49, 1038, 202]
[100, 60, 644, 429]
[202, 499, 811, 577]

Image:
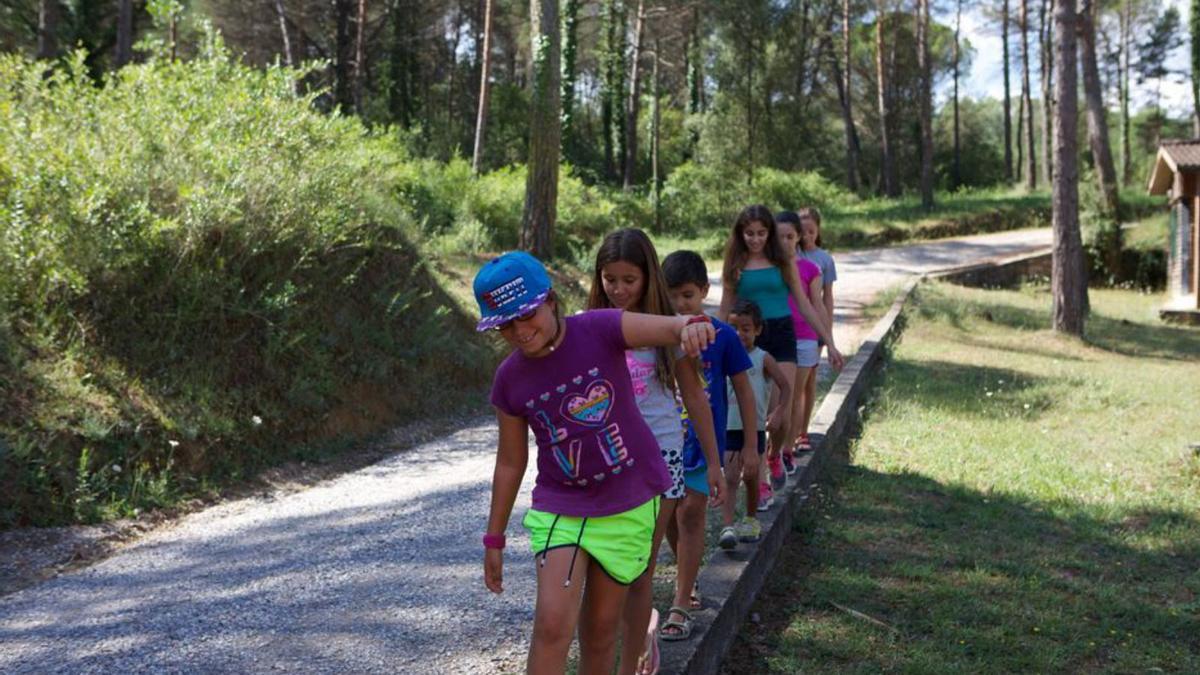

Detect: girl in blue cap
[476, 251, 716, 675]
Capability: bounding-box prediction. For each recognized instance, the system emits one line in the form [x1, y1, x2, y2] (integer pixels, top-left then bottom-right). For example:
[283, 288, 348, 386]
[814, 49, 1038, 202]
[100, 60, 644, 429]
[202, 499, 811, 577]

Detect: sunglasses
[494, 305, 541, 331]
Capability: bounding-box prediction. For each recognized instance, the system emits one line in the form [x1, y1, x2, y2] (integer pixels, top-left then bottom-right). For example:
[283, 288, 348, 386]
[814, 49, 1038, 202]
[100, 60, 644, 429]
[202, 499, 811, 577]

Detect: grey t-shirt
[800, 247, 837, 284]
[626, 348, 685, 452]
[726, 347, 768, 432]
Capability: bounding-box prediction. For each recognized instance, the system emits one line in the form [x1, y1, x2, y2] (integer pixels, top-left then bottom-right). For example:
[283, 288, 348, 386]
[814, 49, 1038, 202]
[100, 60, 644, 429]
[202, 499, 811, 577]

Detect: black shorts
[726, 429, 767, 455]
[755, 316, 797, 363]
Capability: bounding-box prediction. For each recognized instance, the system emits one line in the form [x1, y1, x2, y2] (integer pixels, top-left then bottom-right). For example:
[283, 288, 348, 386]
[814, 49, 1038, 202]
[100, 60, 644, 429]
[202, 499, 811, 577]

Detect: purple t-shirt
[788, 258, 823, 341]
[489, 309, 672, 518]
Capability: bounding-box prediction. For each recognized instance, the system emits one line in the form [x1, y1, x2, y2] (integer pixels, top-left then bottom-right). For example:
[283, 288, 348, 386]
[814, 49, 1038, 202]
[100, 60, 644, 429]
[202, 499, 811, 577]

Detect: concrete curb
[928, 248, 1052, 287]
[658, 276, 919, 675]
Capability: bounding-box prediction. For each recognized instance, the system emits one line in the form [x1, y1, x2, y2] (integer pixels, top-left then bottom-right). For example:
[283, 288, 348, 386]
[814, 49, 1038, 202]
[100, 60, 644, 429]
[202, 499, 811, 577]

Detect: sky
[956, 0, 1194, 116]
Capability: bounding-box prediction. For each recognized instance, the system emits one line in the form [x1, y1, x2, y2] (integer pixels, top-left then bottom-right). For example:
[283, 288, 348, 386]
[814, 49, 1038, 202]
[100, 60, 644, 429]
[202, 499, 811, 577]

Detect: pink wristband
[483, 533, 506, 550]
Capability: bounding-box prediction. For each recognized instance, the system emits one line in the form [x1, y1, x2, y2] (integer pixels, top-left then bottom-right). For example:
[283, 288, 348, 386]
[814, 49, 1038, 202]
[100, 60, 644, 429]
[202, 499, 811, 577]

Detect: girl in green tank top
[718, 205, 844, 480]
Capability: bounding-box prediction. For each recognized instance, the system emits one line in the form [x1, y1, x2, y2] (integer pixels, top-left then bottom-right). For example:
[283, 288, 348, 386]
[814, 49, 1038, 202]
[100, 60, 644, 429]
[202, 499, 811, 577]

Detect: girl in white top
[587, 228, 724, 675]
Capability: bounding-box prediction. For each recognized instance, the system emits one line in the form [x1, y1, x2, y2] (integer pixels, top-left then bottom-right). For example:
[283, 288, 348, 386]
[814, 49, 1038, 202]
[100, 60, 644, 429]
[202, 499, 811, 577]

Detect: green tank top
[736, 266, 791, 319]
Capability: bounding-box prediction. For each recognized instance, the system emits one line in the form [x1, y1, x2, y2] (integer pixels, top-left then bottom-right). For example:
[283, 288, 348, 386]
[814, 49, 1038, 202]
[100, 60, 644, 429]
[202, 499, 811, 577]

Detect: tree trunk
[472, 0, 494, 174]
[746, 31, 756, 185]
[952, 0, 962, 189]
[601, 0, 627, 182]
[876, 2, 898, 197]
[917, 0, 934, 208]
[389, 0, 418, 127]
[837, 0, 861, 192]
[1021, 0, 1036, 189]
[1040, 0, 1054, 183]
[1121, 0, 1133, 184]
[353, 0, 368, 114]
[37, 0, 58, 60]
[623, 0, 645, 191]
[1191, 0, 1200, 134]
[116, 0, 133, 67]
[652, 40, 662, 229]
[521, 0, 561, 258]
[273, 0, 295, 68]
[688, 6, 702, 115]
[1079, 0, 1121, 215]
[334, 0, 355, 112]
[1052, 0, 1087, 336]
[1016, 85, 1024, 182]
[560, 0, 580, 149]
[1003, 0, 1013, 182]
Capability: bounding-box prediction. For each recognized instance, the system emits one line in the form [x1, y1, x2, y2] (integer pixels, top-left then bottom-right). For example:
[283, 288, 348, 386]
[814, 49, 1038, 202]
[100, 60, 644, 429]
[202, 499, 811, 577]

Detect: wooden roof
[1148, 139, 1200, 195]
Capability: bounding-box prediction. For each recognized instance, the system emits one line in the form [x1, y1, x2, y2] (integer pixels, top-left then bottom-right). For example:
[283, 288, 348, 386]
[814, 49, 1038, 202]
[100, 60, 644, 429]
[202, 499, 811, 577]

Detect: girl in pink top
[777, 211, 830, 474]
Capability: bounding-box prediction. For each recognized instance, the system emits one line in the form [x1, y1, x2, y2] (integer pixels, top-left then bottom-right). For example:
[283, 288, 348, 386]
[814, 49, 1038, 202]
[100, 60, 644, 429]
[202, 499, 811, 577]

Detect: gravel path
[0, 228, 1051, 674]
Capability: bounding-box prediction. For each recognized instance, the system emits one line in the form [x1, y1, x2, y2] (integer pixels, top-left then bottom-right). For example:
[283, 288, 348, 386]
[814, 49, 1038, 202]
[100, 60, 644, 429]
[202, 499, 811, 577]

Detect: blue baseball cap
[473, 251, 553, 332]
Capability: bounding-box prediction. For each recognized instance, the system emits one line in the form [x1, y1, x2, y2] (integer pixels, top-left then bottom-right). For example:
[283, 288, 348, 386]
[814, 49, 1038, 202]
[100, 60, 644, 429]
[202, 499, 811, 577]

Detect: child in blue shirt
[659, 250, 757, 641]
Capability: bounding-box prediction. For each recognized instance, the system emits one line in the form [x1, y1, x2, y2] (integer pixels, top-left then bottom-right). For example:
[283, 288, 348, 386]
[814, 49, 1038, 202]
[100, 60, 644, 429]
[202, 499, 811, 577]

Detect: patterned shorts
[661, 445, 685, 499]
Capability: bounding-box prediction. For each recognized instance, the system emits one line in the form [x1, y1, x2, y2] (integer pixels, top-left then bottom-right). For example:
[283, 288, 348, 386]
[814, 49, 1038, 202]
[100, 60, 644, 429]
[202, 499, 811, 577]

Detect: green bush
[658, 161, 854, 236]
[0, 44, 493, 527]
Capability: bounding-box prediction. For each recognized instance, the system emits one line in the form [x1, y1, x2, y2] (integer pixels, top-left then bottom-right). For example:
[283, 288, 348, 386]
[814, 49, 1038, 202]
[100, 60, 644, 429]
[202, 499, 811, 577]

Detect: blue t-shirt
[680, 317, 753, 471]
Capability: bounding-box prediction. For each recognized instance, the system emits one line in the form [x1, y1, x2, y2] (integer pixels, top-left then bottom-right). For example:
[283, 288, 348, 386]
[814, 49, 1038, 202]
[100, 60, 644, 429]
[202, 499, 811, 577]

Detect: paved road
[0, 228, 1051, 674]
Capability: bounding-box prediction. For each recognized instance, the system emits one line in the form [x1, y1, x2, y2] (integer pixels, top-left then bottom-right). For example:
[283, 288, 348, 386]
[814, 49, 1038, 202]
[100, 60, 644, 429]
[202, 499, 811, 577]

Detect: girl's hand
[705, 465, 725, 507]
[679, 320, 716, 357]
[827, 345, 845, 370]
[484, 548, 504, 594]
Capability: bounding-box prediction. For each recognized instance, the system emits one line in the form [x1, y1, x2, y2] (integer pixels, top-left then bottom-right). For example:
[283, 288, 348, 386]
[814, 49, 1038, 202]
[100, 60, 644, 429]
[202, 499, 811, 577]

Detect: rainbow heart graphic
[561, 380, 614, 427]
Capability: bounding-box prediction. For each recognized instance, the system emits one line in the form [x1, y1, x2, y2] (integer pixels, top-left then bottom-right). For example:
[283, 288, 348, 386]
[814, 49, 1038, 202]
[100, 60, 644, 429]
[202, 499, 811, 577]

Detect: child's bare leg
[617, 497, 676, 675]
[742, 449, 760, 515]
[670, 490, 707, 619]
[790, 366, 814, 447]
[770, 362, 798, 459]
[577, 558, 631, 675]
[722, 452, 740, 526]
[528, 546, 590, 675]
[802, 366, 818, 441]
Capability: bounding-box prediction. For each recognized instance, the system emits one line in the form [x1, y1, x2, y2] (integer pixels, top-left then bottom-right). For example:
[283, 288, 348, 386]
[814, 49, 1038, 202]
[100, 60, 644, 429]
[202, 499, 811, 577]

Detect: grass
[724, 282, 1200, 673]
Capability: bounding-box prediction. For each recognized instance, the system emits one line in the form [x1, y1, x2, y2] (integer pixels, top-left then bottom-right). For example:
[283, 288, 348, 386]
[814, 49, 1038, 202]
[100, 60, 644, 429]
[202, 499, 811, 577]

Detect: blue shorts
[683, 465, 709, 495]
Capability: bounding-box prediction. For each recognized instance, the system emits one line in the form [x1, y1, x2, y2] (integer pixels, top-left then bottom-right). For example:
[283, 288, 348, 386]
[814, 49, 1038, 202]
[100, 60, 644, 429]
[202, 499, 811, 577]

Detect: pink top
[788, 258, 823, 341]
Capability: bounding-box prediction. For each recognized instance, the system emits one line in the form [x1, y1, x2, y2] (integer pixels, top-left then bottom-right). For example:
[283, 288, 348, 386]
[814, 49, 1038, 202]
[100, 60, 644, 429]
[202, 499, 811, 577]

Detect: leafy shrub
[0, 43, 493, 526]
[658, 162, 854, 235]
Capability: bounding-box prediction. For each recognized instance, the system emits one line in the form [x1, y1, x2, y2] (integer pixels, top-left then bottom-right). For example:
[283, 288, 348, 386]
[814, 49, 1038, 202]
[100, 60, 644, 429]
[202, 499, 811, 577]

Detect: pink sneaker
[757, 482, 774, 511]
[768, 452, 785, 489]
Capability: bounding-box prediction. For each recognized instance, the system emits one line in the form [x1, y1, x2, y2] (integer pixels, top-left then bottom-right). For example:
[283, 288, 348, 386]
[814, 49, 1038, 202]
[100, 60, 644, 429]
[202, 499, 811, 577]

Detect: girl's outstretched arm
[676, 357, 724, 507]
[621, 312, 716, 358]
[484, 408, 529, 594]
[783, 264, 844, 369]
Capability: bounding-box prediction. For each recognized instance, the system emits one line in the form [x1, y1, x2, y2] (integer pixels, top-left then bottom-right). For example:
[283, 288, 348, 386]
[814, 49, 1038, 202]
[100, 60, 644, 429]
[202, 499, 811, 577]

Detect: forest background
[0, 0, 1194, 527]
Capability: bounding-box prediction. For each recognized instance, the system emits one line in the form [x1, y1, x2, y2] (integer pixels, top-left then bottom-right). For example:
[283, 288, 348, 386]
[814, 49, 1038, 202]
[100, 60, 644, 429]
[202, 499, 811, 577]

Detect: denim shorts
[755, 316, 797, 363]
[795, 339, 820, 368]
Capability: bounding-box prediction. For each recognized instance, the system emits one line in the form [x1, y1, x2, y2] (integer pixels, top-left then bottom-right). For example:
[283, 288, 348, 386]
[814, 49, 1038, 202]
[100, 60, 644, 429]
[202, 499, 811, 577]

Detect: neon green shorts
[523, 497, 659, 585]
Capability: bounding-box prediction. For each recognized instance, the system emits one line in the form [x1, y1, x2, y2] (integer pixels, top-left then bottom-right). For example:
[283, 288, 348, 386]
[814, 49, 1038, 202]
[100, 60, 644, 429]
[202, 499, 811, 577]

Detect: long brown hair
[721, 204, 793, 290]
[587, 228, 676, 392]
